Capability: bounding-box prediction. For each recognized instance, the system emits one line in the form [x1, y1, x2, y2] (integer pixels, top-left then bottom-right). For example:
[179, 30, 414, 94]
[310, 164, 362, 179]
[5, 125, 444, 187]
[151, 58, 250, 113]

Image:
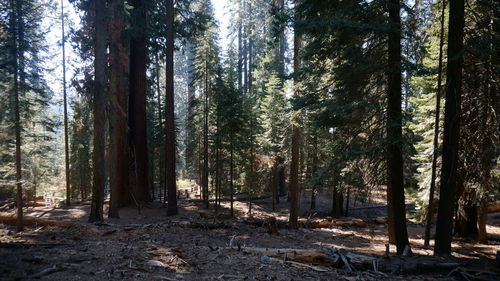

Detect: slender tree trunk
[88, 0, 107, 223]
[387, 0, 410, 254]
[230, 129, 234, 217]
[248, 2, 253, 95]
[10, 0, 23, 231]
[186, 42, 196, 178]
[129, 0, 150, 203]
[215, 114, 221, 214]
[61, 0, 71, 206]
[237, 19, 242, 90]
[289, 10, 301, 229]
[434, 0, 465, 256]
[242, 26, 248, 94]
[203, 52, 209, 209]
[424, 0, 447, 247]
[108, 0, 129, 218]
[165, 0, 178, 216]
[154, 55, 165, 203]
[310, 130, 318, 211]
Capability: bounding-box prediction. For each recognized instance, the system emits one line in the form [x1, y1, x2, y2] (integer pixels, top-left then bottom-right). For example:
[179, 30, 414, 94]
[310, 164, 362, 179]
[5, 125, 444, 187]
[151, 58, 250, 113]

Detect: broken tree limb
[269, 258, 330, 272]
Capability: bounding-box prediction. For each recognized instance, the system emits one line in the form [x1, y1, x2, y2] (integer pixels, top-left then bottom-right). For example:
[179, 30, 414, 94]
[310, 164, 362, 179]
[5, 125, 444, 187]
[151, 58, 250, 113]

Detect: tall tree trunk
[129, 0, 150, 203]
[387, 0, 410, 254]
[237, 16, 242, 90]
[10, 0, 23, 232]
[203, 52, 209, 209]
[61, 0, 71, 206]
[248, 2, 253, 95]
[186, 42, 196, 179]
[310, 130, 318, 211]
[434, 0, 465, 256]
[108, 0, 129, 218]
[478, 4, 497, 244]
[230, 129, 234, 217]
[154, 54, 165, 202]
[165, 0, 178, 216]
[88, 0, 107, 223]
[289, 9, 301, 229]
[424, 0, 446, 247]
[274, 0, 285, 81]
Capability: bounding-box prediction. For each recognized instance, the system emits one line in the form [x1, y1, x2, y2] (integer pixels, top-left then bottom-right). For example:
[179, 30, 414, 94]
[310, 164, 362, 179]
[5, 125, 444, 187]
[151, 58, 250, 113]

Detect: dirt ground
[1, 193, 499, 281]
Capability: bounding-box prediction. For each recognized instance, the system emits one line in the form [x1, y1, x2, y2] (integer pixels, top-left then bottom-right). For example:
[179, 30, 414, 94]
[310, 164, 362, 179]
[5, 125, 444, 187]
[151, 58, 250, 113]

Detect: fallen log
[0, 215, 75, 227]
[228, 246, 340, 266]
[241, 217, 368, 229]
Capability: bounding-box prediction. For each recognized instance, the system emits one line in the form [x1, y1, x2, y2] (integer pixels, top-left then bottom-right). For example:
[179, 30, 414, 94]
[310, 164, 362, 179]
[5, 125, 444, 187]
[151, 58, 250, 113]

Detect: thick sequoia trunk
[386, 0, 410, 254]
[108, 0, 129, 218]
[165, 0, 178, 216]
[88, 0, 107, 223]
[129, 0, 150, 203]
[434, 0, 465, 256]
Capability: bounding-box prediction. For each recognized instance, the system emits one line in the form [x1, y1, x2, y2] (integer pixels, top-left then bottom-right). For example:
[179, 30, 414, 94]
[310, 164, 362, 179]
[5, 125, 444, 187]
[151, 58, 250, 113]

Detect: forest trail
[1, 196, 499, 280]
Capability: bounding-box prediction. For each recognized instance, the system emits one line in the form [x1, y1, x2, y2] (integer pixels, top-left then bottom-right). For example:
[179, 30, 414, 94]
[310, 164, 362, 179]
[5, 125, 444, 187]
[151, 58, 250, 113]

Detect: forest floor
[1, 187, 500, 280]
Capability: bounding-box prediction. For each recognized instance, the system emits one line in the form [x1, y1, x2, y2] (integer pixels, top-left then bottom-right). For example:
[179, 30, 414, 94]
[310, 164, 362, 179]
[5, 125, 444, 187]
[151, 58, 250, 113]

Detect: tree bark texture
[108, 0, 129, 218]
[434, 0, 465, 256]
[89, 0, 108, 223]
[129, 0, 150, 203]
[386, 0, 410, 254]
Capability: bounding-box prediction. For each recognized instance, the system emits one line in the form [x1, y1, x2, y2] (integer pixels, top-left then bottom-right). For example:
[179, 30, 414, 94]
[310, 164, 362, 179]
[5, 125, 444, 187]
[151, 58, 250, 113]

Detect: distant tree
[165, 0, 177, 215]
[60, 0, 70, 206]
[289, 3, 301, 229]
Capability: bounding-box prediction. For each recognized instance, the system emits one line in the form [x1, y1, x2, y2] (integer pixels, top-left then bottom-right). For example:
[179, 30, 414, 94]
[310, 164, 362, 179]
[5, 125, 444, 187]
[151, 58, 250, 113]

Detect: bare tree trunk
[165, 0, 178, 216]
[237, 8, 242, 90]
[186, 42, 196, 178]
[88, 0, 108, 223]
[387, 0, 410, 254]
[129, 0, 150, 203]
[61, 0, 71, 206]
[289, 10, 301, 229]
[424, 0, 446, 247]
[434, 0, 465, 256]
[203, 51, 209, 209]
[10, 0, 23, 231]
[230, 129, 234, 217]
[108, 0, 129, 218]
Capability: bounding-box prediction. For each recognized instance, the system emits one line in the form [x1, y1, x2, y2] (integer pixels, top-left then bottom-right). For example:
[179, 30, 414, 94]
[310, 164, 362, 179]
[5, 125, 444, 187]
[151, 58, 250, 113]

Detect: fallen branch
[30, 265, 65, 278]
[0, 215, 75, 227]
